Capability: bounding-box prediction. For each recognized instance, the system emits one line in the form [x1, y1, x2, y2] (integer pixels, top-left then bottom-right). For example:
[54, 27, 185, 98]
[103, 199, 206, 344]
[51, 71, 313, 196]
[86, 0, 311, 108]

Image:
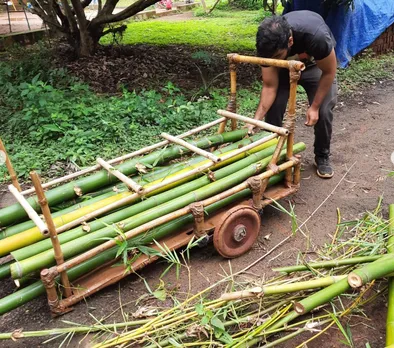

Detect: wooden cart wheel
[213, 205, 261, 258]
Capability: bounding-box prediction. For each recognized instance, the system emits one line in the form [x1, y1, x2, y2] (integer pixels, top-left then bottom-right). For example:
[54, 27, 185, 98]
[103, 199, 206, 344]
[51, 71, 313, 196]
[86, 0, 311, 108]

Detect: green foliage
[337, 51, 394, 93]
[103, 11, 266, 51]
[229, 0, 262, 10]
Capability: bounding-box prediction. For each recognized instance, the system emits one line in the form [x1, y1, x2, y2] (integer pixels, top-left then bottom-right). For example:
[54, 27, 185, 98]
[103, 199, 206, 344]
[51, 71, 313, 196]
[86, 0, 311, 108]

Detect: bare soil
[0, 52, 393, 347]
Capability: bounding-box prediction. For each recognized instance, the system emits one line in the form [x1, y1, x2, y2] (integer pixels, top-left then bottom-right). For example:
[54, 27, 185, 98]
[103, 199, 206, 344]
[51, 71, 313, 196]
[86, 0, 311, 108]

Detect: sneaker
[314, 155, 334, 179]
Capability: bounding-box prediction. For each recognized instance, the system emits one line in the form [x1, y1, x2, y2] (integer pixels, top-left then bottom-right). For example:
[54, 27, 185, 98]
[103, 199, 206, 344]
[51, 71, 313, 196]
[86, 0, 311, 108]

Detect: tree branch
[93, 0, 158, 25]
[100, 0, 119, 16]
[101, 24, 127, 36]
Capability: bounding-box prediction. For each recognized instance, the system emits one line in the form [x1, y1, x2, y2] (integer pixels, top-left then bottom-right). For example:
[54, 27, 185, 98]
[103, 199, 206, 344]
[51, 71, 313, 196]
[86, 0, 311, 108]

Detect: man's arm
[248, 66, 279, 134]
[305, 49, 337, 126]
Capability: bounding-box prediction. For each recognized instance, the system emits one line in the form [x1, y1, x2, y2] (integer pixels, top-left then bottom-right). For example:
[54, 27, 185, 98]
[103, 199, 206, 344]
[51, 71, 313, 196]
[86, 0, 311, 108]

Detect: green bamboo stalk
[387, 204, 394, 346]
[8, 132, 270, 261]
[0, 130, 246, 227]
[246, 255, 394, 347]
[0, 174, 282, 315]
[0, 319, 149, 340]
[11, 144, 303, 279]
[347, 254, 394, 288]
[272, 255, 382, 274]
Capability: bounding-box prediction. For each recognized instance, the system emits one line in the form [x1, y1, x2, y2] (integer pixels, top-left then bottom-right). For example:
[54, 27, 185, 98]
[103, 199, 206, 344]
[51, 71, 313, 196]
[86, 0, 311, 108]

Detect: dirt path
[0, 81, 393, 347]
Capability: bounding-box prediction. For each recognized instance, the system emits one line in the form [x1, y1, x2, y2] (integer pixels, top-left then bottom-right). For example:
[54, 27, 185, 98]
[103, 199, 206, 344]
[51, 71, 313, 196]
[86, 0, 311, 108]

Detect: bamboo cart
[0, 54, 305, 316]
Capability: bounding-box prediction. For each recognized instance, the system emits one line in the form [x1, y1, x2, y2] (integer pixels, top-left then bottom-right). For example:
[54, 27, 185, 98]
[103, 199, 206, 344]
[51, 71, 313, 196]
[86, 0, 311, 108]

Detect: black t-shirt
[284, 10, 336, 61]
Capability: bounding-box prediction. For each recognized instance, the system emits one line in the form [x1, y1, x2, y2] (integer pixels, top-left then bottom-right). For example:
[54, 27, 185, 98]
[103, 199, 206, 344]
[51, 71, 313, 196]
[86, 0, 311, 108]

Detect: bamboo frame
[55, 132, 279, 234]
[227, 53, 305, 71]
[20, 117, 227, 196]
[30, 172, 72, 298]
[217, 110, 289, 136]
[96, 158, 144, 194]
[161, 133, 221, 163]
[219, 62, 237, 133]
[53, 157, 299, 274]
[8, 184, 48, 236]
[0, 138, 21, 191]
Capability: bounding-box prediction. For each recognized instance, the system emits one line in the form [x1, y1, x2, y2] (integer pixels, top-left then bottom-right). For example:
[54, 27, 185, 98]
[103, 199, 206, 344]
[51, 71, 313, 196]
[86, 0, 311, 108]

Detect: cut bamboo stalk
[0, 138, 21, 191]
[54, 149, 302, 275]
[12, 144, 285, 278]
[219, 275, 347, 301]
[217, 110, 289, 136]
[387, 204, 394, 346]
[8, 185, 48, 236]
[227, 53, 305, 71]
[20, 117, 227, 196]
[161, 133, 220, 163]
[347, 254, 394, 288]
[55, 133, 278, 234]
[219, 60, 237, 133]
[9, 133, 274, 263]
[30, 172, 72, 298]
[272, 255, 382, 274]
[96, 158, 144, 194]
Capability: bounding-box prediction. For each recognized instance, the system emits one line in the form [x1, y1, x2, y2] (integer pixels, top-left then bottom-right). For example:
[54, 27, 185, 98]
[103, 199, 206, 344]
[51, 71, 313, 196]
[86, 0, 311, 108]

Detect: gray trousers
[265, 64, 338, 157]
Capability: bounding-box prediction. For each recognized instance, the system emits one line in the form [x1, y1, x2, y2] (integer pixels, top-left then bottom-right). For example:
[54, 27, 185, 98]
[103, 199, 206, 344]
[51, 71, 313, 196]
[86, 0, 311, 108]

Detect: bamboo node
[207, 170, 216, 182]
[11, 329, 24, 341]
[282, 114, 296, 133]
[74, 186, 83, 196]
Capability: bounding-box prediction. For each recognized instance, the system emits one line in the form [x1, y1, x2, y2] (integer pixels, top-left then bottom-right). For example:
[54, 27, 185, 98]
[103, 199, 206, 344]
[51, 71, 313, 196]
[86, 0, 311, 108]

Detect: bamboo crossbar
[20, 117, 227, 196]
[217, 110, 289, 136]
[227, 53, 305, 71]
[96, 158, 144, 194]
[55, 132, 279, 234]
[8, 185, 48, 236]
[161, 133, 221, 163]
[55, 157, 299, 274]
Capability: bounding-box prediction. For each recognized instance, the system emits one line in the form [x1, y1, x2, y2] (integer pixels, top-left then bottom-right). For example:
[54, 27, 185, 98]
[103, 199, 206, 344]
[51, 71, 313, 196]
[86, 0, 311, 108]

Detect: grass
[102, 9, 267, 52]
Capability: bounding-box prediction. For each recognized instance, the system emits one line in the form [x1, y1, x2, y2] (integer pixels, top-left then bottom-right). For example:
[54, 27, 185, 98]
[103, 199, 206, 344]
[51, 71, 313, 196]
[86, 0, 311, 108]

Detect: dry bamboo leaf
[186, 323, 209, 338]
[74, 186, 83, 196]
[11, 329, 24, 341]
[135, 163, 148, 174]
[82, 222, 91, 232]
[131, 307, 158, 318]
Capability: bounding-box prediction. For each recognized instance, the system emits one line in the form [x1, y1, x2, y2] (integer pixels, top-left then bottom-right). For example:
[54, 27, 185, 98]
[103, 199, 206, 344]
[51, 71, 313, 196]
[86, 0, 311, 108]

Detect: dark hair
[256, 16, 292, 58]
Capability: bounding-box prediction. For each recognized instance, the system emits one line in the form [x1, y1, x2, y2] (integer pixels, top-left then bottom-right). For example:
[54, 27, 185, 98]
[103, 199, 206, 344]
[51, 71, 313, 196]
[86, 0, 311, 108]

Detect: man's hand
[246, 123, 257, 135]
[305, 106, 319, 127]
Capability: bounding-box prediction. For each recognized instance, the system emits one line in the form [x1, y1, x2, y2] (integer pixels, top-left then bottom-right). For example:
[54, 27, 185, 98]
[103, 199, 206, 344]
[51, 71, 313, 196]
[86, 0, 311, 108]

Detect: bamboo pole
[161, 133, 221, 163]
[10, 133, 276, 263]
[387, 204, 394, 346]
[272, 255, 382, 274]
[0, 138, 21, 191]
[219, 275, 347, 301]
[284, 62, 300, 186]
[347, 254, 394, 288]
[29, 172, 72, 298]
[20, 117, 227, 196]
[10, 142, 289, 278]
[226, 53, 305, 71]
[217, 110, 289, 136]
[96, 158, 144, 194]
[0, 174, 283, 315]
[219, 61, 237, 133]
[53, 147, 303, 276]
[0, 130, 245, 227]
[8, 185, 48, 236]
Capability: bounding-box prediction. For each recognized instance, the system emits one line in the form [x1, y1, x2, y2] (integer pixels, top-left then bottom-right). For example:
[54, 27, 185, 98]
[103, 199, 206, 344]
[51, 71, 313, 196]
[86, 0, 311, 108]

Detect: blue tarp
[283, 0, 394, 67]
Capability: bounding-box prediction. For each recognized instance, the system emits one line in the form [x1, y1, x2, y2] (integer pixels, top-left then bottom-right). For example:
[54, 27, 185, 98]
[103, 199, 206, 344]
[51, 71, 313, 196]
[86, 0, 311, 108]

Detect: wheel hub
[233, 224, 247, 242]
